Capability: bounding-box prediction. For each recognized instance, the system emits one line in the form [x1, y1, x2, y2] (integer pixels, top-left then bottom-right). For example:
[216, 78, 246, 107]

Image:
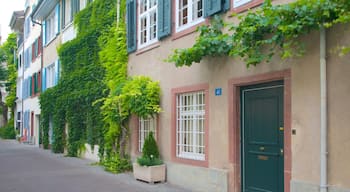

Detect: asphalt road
[0, 139, 189, 192]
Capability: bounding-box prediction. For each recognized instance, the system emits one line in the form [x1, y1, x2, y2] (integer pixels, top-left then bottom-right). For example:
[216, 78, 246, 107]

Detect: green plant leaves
[168, 0, 350, 67]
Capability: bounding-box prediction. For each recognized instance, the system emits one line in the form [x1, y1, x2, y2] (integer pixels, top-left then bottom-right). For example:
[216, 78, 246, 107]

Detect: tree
[0, 33, 17, 125]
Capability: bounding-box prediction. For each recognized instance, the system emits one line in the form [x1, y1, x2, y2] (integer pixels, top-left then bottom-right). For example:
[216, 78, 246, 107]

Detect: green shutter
[204, 0, 222, 17]
[35, 73, 38, 94]
[29, 76, 33, 96]
[126, 0, 137, 53]
[158, 0, 171, 39]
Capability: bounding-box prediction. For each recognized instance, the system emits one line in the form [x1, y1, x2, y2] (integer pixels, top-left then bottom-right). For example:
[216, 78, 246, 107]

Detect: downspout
[21, 34, 25, 139]
[320, 26, 328, 192]
[30, 15, 42, 146]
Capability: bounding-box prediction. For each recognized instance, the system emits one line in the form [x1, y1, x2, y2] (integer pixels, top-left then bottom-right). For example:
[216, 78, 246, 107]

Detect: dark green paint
[241, 81, 284, 192]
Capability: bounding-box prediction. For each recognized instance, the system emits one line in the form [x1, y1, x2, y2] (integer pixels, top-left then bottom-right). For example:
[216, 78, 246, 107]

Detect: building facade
[12, 0, 43, 145]
[9, 10, 25, 136]
[126, 0, 350, 192]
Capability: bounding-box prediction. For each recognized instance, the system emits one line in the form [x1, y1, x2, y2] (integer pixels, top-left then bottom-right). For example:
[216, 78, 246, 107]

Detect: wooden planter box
[133, 163, 166, 183]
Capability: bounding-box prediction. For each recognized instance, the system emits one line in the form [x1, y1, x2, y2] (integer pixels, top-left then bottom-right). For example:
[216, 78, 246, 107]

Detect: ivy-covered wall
[39, 0, 161, 173]
[40, 0, 115, 155]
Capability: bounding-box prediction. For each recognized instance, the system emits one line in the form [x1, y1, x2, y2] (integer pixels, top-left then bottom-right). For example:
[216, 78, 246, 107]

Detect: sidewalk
[0, 139, 190, 192]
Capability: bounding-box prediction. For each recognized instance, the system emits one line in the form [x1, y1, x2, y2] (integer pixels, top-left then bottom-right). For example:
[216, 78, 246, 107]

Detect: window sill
[172, 156, 208, 168]
[135, 42, 161, 55]
[230, 0, 264, 14]
[62, 22, 74, 33]
[172, 20, 208, 41]
[44, 35, 58, 48]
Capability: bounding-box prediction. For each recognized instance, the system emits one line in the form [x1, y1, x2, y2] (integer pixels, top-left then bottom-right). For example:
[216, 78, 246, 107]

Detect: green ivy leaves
[168, 0, 350, 67]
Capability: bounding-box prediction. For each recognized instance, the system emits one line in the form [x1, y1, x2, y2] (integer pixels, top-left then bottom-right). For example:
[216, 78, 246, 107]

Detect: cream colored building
[126, 0, 350, 192]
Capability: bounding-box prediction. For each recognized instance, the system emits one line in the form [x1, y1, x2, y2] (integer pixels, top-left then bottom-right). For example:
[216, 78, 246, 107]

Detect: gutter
[320, 26, 328, 192]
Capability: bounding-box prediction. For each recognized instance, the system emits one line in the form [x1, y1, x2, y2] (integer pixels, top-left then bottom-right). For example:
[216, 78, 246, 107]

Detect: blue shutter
[28, 48, 32, 67]
[55, 3, 60, 34]
[223, 0, 230, 11]
[126, 0, 137, 53]
[204, 0, 222, 17]
[22, 79, 26, 99]
[158, 0, 171, 39]
[42, 68, 46, 92]
[62, 0, 66, 28]
[42, 21, 46, 45]
[54, 60, 60, 85]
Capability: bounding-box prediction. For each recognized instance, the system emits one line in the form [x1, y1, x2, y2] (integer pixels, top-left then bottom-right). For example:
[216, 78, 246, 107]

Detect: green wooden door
[241, 81, 284, 192]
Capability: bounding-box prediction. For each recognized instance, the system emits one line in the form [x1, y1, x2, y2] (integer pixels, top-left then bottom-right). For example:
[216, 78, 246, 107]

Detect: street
[0, 139, 188, 192]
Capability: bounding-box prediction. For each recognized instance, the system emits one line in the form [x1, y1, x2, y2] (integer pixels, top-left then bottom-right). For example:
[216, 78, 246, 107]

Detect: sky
[0, 0, 25, 43]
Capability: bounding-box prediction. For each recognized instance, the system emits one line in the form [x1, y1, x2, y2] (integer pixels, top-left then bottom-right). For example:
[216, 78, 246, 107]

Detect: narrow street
[0, 139, 188, 192]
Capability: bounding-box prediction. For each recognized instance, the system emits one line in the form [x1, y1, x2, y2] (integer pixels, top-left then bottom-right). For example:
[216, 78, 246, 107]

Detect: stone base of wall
[291, 180, 350, 192]
[166, 162, 228, 192]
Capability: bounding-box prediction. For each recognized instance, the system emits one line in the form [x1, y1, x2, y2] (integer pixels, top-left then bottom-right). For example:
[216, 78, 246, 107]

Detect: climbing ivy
[40, 0, 161, 173]
[40, 0, 114, 154]
[168, 0, 350, 67]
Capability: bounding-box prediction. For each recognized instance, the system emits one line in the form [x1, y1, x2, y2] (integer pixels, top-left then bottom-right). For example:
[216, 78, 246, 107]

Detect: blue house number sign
[215, 88, 222, 96]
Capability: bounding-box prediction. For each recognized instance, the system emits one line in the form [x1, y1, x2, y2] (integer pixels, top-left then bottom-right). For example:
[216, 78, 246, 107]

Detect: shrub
[102, 154, 132, 173]
[137, 132, 163, 166]
[0, 121, 16, 139]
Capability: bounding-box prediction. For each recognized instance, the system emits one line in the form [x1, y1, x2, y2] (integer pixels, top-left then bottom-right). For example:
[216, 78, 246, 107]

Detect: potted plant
[133, 132, 166, 183]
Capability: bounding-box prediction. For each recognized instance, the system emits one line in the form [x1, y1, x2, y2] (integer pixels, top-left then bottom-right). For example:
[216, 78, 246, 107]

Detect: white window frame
[63, 0, 72, 27]
[46, 64, 55, 88]
[138, 0, 158, 49]
[45, 10, 57, 43]
[138, 116, 157, 152]
[176, 91, 205, 161]
[233, 0, 253, 8]
[175, 0, 204, 33]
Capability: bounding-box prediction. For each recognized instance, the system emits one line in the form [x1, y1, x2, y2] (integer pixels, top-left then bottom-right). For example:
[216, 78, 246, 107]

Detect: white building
[15, 0, 42, 145]
[9, 10, 25, 134]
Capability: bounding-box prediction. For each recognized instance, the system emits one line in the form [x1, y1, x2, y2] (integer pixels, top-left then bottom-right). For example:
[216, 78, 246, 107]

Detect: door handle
[280, 148, 284, 156]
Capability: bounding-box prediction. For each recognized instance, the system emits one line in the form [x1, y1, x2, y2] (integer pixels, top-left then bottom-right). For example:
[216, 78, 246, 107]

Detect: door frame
[228, 69, 291, 192]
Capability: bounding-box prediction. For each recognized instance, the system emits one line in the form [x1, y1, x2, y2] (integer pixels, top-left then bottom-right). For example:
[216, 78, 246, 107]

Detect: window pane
[139, 117, 157, 152]
[139, 0, 157, 46]
[176, 91, 205, 160]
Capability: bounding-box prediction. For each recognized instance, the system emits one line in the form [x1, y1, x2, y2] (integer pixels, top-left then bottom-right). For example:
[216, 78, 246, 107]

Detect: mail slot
[258, 155, 269, 161]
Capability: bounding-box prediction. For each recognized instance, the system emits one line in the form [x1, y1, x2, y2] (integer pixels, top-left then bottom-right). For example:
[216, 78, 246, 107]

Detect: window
[176, 0, 204, 32]
[46, 64, 55, 88]
[24, 17, 31, 39]
[17, 78, 22, 99]
[138, 0, 158, 48]
[16, 112, 21, 130]
[45, 10, 57, 43]
[71, 0, 80, 21]
[19, 54, 22, 68]
[31, 37, 41, 62]
[139, 117, 157, 152]
[176, 91, 205, 160]
[62, 0, 80, 27]
[24, 48, 31, 69]
[233, 0, 252, 8]
[232, 0, 263, 12]
[127, 0, 171, 52]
